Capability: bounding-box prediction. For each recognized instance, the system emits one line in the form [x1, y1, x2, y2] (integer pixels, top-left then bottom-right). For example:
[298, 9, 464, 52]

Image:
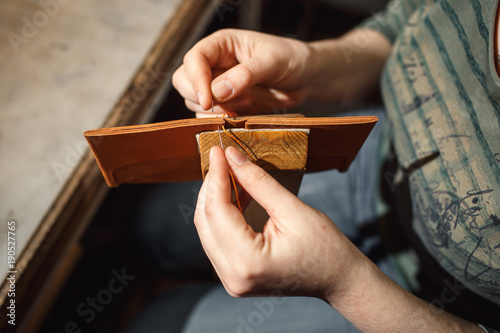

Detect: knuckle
[193, 199, 208, 228]
[248, 167, 271, 186]
[183, 50, 194, 64]
[213, 28, 233, 38]
[226, 281, 253, 297]
[204, 197, 218, 220]
[235, 64, 254, 85]
[226, 275, 255, 297]
[184, 99, 194, 110]
[171, 68, 180, 87]
[213, 28, 229, 37]
[204, 205, 217, 221]
[226, 260, 265, 297]
[193, 210, 202, 228]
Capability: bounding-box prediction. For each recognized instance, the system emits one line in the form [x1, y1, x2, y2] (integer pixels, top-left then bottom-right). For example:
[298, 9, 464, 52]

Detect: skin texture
[175, 28, 484, 332]
[172, 28, 390, 116]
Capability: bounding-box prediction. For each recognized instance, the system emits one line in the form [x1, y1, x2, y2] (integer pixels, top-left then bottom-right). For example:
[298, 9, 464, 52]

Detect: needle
[214, 99, 224, 149]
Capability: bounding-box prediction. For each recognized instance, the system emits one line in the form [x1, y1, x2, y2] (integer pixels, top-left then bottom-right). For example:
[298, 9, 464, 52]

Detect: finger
[174, 66, 231, 106]
[204, 146, 232, 204]
[193, 168, 217, 254]
[194, 150, 233, 273]
[172, 65, 198, 103]
[211, 56, 279, 103]
[183, 37, 225, 110]
[203, 146, 259, 250]
[185, 95, 253, 115]
[225, 146, 302, 221]
[196, 111, 239, 118]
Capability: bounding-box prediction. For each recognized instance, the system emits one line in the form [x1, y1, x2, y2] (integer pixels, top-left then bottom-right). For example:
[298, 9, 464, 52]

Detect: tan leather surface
[84, 115, 378, 187]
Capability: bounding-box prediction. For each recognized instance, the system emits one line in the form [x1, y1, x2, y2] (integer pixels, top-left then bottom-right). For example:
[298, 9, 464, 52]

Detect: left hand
[172, 29, 313, 117]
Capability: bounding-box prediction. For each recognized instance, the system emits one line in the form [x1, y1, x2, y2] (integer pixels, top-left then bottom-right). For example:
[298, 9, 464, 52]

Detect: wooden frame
[197, 128, 309, 231]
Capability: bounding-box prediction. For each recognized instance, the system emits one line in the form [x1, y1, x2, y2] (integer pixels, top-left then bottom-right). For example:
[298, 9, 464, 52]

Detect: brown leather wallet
[84, 114, 378, 187]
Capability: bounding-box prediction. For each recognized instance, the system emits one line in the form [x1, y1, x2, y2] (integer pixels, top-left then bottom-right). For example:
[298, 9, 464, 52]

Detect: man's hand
[194, 146, 485, 333]
[194, 146, 363, 299]
[172, 28, 392, 117]
[173, 29, 313, 117]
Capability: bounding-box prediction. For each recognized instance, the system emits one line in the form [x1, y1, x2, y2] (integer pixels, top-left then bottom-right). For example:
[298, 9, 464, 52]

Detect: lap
[298, 107, 387, 239]
[182, 285, 360, 333]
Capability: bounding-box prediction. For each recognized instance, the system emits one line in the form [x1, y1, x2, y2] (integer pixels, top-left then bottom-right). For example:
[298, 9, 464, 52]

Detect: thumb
[211, 57, 276, 102]
[225, 147, 301, 220]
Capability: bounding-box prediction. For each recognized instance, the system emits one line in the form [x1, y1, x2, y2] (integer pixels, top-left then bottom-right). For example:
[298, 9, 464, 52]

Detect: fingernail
[197, 91, 205, 109]
[209, 146, 216, 162]
[226, 146, 248, 165]
[212, 80, 233, 100]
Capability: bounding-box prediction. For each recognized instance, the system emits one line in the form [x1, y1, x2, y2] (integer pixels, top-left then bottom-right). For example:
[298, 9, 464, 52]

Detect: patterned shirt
[362, 0, 500, 307]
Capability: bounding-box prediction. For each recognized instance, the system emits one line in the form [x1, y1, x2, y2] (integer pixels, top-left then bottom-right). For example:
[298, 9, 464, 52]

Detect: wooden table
[0, 0, 216, 331]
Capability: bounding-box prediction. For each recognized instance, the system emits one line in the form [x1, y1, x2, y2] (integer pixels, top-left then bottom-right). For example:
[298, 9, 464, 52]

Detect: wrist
[322, 240, 374, 308]
[304, 28, 391, 105]
[323, 246, 483, 333]
[303, 39, 346, 104]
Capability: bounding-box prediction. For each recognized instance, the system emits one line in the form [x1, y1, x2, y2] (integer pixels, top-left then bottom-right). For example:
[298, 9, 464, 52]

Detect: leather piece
[84, 115, 378, 187]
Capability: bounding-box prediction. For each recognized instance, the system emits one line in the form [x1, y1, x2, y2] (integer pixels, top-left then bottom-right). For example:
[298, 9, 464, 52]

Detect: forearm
[304, 28, 392, 106]
[328, 250, 483, 333]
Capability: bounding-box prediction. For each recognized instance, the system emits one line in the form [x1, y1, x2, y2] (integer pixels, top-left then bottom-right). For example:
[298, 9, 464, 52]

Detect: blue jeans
[127, 107, 405, 333]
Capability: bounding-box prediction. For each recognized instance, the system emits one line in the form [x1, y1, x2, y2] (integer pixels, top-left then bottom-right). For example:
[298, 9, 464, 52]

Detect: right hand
[172, 29, 314, 117]
[194, 146, 365, 299]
